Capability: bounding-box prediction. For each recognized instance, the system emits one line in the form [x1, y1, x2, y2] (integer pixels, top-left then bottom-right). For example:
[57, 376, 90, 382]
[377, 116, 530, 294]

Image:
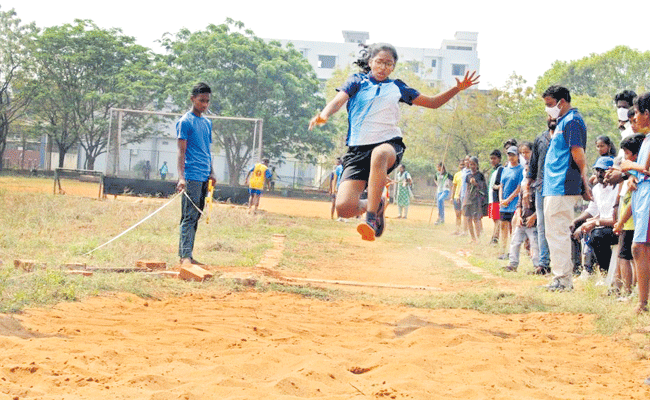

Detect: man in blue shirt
[541, 85, 592, 291]
[176, 82, 216, 265]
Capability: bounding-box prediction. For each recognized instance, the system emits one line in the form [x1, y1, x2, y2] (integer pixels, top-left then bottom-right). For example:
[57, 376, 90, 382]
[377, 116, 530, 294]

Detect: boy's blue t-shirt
[176, 111, 212, 182]
[338, 73, 420, 147]
[500, 164, 524, 213]
[543, 108, 587, 196]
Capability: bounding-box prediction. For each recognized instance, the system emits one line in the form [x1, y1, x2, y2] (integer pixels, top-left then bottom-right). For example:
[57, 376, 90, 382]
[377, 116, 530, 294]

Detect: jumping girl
[309, 43, 479, 240]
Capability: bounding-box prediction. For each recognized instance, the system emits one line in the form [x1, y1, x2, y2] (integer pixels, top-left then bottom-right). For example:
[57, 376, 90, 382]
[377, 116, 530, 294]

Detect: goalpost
[105, 108, 264, 180]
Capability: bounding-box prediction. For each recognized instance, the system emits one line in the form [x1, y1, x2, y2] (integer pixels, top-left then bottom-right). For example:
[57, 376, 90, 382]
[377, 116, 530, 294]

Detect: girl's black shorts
[341, 137, 406, 183]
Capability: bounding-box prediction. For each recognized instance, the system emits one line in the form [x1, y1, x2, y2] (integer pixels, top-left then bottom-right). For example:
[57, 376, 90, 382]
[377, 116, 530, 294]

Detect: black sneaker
[529, 265, 551, 275]
[375, 198, 386, 238]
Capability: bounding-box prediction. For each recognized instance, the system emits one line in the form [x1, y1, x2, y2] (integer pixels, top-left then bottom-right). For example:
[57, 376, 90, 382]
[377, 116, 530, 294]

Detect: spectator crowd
[447, 86, 650, 314]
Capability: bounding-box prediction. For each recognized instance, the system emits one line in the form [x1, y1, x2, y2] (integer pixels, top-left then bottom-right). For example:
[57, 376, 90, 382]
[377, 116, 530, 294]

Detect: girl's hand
[308, 113, 327, 130]
[455, 71, 480, 91]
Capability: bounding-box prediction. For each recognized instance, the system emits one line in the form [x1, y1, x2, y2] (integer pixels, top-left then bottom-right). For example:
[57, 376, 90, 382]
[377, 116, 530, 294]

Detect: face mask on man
[617, 107, 629, 122]
[545, 99, 562, 119]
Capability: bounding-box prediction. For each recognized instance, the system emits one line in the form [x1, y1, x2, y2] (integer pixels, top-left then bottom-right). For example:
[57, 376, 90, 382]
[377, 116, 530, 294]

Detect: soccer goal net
[104, 108, 263, 184]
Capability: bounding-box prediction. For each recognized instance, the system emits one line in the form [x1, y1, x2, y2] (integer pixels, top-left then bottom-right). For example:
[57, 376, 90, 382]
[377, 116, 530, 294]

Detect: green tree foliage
[160, 20, 334, 185]
[0, 7, 37, 171]
[536, 46, 650, 97]
[30, 19, 158, 169]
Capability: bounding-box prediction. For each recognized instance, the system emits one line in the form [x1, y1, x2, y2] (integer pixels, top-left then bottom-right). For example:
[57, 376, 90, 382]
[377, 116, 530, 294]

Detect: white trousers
[544, 195, 580, 287]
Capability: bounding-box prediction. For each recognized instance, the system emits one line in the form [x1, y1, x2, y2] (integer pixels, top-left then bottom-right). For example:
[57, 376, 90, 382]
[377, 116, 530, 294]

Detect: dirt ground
[2, 180, 650, 399]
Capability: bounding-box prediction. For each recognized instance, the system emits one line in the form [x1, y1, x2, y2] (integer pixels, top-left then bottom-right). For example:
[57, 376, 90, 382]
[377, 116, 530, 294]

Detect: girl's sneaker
[357, 220, 378, 241]
[357, 199, 386, 241]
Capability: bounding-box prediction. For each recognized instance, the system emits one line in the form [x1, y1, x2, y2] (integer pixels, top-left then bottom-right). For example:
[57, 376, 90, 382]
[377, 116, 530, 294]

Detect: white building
[273, 31, 480, 88]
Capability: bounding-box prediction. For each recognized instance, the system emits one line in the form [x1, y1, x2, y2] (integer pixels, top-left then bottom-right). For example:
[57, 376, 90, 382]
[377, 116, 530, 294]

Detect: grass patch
[2, 177, 650, 343]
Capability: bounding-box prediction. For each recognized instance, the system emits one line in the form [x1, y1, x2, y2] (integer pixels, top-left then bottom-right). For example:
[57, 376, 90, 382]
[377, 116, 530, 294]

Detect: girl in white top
[309, 43, 478, 241]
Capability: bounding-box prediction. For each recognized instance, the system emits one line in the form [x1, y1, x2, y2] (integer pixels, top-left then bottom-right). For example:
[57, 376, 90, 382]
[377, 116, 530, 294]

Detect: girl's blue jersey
[338, 73, 420, 147]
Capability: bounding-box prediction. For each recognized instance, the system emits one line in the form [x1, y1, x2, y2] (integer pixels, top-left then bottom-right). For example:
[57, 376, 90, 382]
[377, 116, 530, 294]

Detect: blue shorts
[249, 188, 263, 196]
[632, 181, 650, 243]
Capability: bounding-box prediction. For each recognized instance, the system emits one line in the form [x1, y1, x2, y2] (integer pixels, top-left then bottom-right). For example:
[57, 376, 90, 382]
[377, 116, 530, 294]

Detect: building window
[431, 59, 437, 68]
[452, 64, 466, 76]
[447, 45, 473, 51]
[318, 55, 336, 69]
[300, 48, 309, 58]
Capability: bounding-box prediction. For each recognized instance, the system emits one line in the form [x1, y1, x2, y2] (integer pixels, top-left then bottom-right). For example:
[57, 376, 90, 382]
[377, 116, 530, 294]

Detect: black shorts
[341, 137, 406, 183]
[463, 203, 482, 218]
[500, 211, 514, 222]
[618, 230, 634, 260]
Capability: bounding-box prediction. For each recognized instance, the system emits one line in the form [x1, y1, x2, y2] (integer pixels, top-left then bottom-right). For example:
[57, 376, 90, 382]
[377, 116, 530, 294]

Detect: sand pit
[2, 178, 650, 398]
[2, 292, 650, 399]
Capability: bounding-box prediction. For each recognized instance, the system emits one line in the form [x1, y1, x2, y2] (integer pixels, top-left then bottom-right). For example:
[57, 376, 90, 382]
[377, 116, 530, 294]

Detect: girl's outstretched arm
[412, 70, 479, 109]
[309, 91, 350, 130]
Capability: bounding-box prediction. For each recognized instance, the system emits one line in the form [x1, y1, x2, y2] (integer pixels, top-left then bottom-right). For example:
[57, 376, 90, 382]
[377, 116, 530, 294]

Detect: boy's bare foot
[179, 257, 192, 265]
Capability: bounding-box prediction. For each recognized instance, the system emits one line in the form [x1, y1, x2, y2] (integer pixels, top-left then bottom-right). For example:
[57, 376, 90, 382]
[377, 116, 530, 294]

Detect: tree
[30, 19, 158, 169]
[0, 7, 37, 171]
[536, 46, 650, 98]
[533, 47, 648, 164]
[160, 20, 335, 185]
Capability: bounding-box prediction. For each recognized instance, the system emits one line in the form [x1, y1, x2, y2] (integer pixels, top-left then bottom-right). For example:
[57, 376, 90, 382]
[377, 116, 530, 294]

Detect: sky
[3, 0, 650, 91]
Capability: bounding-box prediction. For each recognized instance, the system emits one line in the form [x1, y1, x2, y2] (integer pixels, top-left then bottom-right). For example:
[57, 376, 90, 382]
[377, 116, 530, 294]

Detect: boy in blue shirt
[176, 82, 216, 265]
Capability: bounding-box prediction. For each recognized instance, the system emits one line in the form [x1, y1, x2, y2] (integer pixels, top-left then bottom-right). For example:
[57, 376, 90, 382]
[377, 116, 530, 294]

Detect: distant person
[394, 164, 413, 219]
[267, 167, 278, 192]
[571, 157, 620, 274]
[308, 42, 479, 241]
[143, 160, 151, 180]
[542, 85, 591, 292]
[462, 156, 485, 243]
[487, 149, 503, 244]
[458, 155, 472, 236]
[498, 146, 524, 259]
[434, 162, 452, 224]
[246, 158, 272, 214]
[176, 82, 216, 265]
[451, 160, 465, 234]
[504, 142, 540, 272]
[612, 134, 645, 297]
[523, 116, 554, 275]
[159, 161, 168, 180]
[614, 90, 637, 142]
[620, 92, 650, 313]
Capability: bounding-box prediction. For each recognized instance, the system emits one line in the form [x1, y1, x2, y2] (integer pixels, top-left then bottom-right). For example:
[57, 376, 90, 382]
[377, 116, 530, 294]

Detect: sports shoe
[528, 265, 550, 275]
[375, 198, 386, 238]
[503, 264, 518, 272]
[357, 219, 378, 241]
[545, 280, 572, 292]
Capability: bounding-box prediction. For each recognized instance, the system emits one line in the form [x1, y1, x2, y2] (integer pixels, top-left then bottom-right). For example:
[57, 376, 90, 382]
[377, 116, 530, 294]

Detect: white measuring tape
[84, 190, 209, 256]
